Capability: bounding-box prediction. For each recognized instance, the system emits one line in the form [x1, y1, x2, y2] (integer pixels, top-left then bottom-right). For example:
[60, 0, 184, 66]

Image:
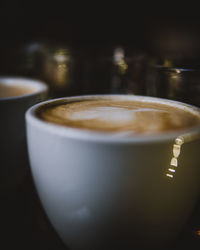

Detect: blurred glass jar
[13, 41, 76, 98]
[145, 60, 200, 107]
[110, 47, 148, 95]
[76, 46, 148, 96]
[144, 23, 200, 107]
[41, 46, 75, 98]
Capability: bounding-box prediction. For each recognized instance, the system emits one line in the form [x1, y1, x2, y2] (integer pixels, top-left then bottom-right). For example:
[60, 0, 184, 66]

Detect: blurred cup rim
[0, 76, 48, 102]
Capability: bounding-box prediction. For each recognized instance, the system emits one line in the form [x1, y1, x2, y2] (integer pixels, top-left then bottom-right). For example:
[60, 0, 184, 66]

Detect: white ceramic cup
[26, 95, 200, 250]
[0, 77, 48, 195]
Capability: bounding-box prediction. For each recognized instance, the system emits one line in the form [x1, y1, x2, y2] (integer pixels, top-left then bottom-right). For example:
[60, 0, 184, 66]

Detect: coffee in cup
[0, 82, 36, 98]
[36, 97, 200, 135]
[26, 95, 200, 250]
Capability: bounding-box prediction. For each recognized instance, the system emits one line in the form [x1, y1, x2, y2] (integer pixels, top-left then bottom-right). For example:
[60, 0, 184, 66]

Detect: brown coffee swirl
[37, 98, 200, 135]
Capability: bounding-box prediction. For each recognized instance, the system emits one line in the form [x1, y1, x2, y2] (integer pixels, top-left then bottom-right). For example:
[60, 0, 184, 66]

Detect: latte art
[37, 98, 200, 135]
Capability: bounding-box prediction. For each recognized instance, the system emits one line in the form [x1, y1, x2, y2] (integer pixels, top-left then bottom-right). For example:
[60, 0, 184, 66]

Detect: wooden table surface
[1, 170, 200, 250]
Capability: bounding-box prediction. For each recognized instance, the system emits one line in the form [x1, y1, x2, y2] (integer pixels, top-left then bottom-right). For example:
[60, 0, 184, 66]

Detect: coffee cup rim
[0, 76, 48, 101]
[26, 94, 200, 144]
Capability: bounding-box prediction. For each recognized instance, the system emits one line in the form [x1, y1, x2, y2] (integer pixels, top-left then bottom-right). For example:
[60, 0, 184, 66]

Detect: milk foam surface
[37, 98, 200, 135]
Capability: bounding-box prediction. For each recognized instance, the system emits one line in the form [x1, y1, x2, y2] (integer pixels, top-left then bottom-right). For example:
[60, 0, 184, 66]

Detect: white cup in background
[0, 77, 48, 195]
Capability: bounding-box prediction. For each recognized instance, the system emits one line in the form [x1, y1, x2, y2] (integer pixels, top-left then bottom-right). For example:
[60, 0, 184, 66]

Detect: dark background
[1, 3, 200, 54]
[1, 3, 200, 250]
